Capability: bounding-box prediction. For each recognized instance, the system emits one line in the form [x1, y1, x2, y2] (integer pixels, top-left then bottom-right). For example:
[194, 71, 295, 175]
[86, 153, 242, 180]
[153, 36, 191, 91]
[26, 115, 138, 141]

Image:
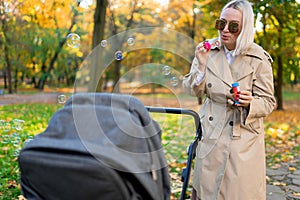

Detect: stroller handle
[145, 106, 202, 200]
[145, 106, 202, 139]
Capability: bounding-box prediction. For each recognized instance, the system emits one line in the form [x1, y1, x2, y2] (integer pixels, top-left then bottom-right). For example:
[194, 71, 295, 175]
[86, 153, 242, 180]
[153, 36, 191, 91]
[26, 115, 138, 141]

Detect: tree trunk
[32, 65, 37, 88]
[110, 0, 138, 93]
[37, 64, 47, 90]
[1, 5, 13, 94]
[89, 0, 108, 92]
[38, 47, 61, 90]
[276, 54, 284, 110]
[92, 0, 108, 49]
[14, 68, 18, 93]
[275, 29, 284, 110]
[3, 70, 7, 89]
[113, 61, 121, 93]
[3, 45, 12, 94]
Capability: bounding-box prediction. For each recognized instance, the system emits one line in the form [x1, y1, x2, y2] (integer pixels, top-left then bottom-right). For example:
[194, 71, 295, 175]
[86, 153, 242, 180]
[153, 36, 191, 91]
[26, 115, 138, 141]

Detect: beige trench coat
[183, 38, 276, 200]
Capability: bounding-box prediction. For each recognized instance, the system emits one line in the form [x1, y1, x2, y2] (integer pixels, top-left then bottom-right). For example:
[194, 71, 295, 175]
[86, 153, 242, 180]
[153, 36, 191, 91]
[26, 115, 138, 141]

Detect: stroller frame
[145, 106, 202, 200]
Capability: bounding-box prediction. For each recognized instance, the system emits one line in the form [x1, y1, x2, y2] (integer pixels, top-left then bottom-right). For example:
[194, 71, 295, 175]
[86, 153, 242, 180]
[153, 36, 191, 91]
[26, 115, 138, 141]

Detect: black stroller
[18, 93, 201, 200]
[145, 106, 201, 200]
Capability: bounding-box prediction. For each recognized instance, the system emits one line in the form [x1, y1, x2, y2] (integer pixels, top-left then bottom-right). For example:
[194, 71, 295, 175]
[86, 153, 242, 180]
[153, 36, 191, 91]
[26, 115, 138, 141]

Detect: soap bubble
[13, 149, 20, 157]
[12, 139, 20, 147]
[127, 37, 135, 46]
[0, 120, 5, 129]
[72, 27, 206, 172]
[0, 120, 11, 132]
[100, 40, 108, 47]
[162, 65, 171, 76]
[25, 135, 34, 144]
[170, 76, 178, 87]
[12, 119, 25, 131]
[11, 132, 21, 147]
[115, 51, 123, 61]
[1, 134, 9, 144]
[66, 33, 80, 48]
[58, 94, 67, 104]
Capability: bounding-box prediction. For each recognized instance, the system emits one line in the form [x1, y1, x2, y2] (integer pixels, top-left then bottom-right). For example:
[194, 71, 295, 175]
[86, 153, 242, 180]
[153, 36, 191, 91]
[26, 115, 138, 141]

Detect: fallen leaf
[18, 195, 27, 200]
[273, 181, 286, 186]
[289, 167, 297, 171]
[293, 192, 300, 197]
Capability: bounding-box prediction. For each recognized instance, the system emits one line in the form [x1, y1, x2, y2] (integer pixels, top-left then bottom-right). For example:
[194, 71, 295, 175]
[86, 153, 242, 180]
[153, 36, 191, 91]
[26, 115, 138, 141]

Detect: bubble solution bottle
[232, 82, 241, 106]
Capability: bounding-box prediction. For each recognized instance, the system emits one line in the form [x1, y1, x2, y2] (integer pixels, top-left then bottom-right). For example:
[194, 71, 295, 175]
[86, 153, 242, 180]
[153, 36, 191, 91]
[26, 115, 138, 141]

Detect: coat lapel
[230, 55, 254, 82]
[207, 47, 254, 85]
[207, 48, 233, 87]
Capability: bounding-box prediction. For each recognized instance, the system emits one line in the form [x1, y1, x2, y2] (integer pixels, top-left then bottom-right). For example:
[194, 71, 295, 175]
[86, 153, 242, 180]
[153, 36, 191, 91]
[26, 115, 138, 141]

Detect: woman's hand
[195, 42, 210, 71]
[236, 90, 253, 107]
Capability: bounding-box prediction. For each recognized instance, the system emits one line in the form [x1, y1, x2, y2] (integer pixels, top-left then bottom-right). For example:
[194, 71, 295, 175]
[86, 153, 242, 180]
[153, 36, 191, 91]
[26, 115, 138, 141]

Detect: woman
[182, 0, 276, 199]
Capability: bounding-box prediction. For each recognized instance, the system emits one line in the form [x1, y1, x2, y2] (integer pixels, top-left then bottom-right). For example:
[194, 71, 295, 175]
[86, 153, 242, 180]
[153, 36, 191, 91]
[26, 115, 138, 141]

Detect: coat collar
[206, 42, 256, 86]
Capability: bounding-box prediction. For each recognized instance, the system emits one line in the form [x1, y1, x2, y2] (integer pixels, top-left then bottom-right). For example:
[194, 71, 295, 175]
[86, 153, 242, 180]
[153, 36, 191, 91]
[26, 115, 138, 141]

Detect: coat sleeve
[182, 57, 206, 97]
[245, 53, 277, 125]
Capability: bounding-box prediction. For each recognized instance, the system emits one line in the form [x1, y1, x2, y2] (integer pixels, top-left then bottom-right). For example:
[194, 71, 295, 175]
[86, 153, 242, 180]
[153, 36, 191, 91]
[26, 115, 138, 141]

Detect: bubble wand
[203, 40, 221, 51]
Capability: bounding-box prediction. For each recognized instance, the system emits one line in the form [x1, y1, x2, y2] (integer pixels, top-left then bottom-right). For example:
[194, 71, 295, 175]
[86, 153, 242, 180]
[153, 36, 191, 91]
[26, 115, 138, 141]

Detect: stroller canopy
[18, 93, 170, 200]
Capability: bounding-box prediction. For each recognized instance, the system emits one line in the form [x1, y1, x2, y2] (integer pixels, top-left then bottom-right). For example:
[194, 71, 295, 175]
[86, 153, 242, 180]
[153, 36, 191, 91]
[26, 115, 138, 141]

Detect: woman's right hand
[195, 42, 211, 71]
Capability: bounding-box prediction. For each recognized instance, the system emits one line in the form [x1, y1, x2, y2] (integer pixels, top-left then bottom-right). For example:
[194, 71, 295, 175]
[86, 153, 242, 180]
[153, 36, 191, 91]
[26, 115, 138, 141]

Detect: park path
[267, 159, 300, 200]
[0, 93, 59, 105]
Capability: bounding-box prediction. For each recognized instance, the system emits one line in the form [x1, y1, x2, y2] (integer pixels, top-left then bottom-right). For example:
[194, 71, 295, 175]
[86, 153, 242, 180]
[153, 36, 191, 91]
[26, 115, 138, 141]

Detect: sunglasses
[215, 19, 239, 33]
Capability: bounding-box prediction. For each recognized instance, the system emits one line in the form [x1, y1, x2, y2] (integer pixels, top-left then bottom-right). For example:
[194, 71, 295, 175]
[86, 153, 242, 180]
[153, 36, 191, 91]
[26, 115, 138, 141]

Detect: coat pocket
[196, 138, 218, 159]
[199, 109, 217, 139]
[242, 118, 263, 135]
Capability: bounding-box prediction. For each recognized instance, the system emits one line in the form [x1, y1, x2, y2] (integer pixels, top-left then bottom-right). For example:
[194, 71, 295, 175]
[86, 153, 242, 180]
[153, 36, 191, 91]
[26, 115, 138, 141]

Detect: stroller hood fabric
[18, 93, 170, 200]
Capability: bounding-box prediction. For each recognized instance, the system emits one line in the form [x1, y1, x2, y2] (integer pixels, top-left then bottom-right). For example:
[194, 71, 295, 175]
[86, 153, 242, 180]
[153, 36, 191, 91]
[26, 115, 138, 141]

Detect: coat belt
[206, 97, 241, 140]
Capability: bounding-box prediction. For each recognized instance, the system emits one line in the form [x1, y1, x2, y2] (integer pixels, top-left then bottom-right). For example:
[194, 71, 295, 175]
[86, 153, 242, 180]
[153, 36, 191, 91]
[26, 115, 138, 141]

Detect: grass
[0, 103, 196, 199]
[0, 104, 63, 199]
[0, 90, 299, 199]
[282, 90, 300, 101]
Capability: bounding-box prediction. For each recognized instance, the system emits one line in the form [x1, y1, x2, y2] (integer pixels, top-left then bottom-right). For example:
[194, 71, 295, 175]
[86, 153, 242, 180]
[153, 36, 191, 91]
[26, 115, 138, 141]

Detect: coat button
[229, 121, 234, 126]
[208, 83, 212, 88]
[209, 116, 213, 121]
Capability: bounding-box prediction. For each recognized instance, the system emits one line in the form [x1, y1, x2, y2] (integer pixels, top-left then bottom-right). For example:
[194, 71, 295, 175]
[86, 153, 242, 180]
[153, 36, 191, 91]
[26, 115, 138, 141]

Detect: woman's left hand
[236, 90, 253, 107]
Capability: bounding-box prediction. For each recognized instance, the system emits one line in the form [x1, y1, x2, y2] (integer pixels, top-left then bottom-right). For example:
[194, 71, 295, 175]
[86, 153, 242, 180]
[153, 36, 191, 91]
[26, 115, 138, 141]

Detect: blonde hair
[220, 0, 254, 56]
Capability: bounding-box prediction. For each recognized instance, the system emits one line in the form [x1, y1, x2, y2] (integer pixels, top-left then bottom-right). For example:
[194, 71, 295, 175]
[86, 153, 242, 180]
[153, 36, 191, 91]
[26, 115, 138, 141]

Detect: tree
[13, 0, 93, 91]
[107, 0, 139, 92]
[1, 0, 298, 96]
[88, 0, 108, 92]
[37, 1, 81, 90]
[103, 0, 162, 92]
[0, 0, 17, 94]
[252, 0, 300, 110]
[92, 0, 108, 49]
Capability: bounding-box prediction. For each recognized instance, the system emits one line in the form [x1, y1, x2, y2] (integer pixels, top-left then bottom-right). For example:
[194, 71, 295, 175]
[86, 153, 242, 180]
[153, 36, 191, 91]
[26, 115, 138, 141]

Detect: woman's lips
[221, 35, 229, 41]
